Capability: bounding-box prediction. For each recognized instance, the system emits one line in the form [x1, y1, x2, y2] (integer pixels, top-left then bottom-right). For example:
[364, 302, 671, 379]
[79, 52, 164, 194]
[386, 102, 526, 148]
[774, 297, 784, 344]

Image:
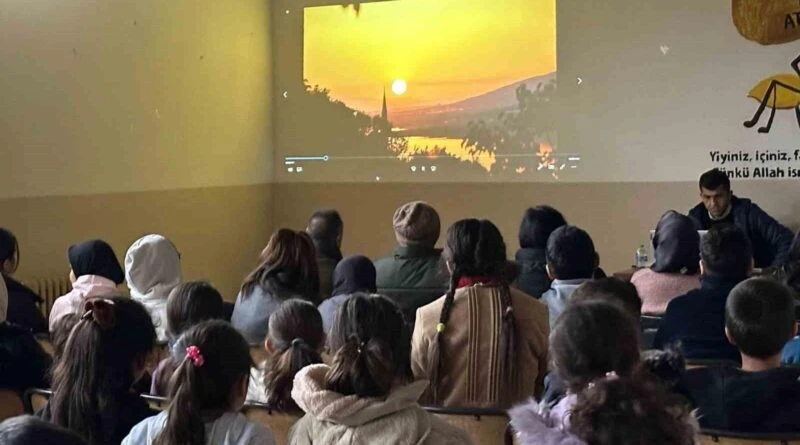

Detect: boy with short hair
[681, 278, 800, 432]
[541, 225, 599, 328]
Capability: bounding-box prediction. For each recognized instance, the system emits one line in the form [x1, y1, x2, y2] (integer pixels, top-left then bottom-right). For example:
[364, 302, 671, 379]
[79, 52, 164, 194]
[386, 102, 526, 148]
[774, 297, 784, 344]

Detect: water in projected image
[300, 0, 571, 179]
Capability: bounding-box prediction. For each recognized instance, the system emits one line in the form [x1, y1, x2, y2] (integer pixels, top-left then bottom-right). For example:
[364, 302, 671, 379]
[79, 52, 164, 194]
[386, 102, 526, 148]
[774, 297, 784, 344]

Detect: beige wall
[1, 184, 272, 300]
[271, 181, 800, 274]
[3, 0, 799, 302]
[0, 0, 273, 198]
[0, 0, 274, 299]
[269, 0, 800, 273]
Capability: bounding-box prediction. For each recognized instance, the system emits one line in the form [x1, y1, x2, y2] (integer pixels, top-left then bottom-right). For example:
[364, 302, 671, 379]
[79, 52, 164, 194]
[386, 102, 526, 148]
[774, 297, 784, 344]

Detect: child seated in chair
[681, 278, 800, 432]
[123, 321, 276, 445]
[247, 299, 324, 413]
[509, 300, 696, 445]
[289, 293, 474, 445]
[149, 281, 225, 396]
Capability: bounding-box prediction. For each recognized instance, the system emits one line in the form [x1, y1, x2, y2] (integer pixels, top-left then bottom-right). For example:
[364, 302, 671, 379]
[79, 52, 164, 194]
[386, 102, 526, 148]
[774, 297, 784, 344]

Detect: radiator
[27, 276, 72, 318]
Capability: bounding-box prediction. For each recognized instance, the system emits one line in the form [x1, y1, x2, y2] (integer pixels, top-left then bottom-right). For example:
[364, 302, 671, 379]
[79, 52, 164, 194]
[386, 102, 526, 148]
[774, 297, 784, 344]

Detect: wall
[271, 181, 800, 274]
[0, 0, 274, 298]
[2, 185, 272, 300]
[269, 0, 800, 271]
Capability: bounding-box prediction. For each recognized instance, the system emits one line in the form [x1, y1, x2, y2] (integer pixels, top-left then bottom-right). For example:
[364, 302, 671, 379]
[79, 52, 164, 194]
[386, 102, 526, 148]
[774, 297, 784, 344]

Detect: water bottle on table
[635, 245, 649, 268]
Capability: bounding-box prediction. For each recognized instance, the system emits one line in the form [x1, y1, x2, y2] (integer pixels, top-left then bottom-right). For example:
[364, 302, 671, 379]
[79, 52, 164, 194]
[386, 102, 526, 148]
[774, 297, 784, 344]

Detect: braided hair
[426, 219, 517, 404]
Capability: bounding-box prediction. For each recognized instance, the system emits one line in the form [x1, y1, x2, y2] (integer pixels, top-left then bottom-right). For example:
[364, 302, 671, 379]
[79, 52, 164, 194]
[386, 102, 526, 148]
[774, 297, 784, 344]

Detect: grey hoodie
[289, 364, 474, 445]
[122, 411, 275, 445]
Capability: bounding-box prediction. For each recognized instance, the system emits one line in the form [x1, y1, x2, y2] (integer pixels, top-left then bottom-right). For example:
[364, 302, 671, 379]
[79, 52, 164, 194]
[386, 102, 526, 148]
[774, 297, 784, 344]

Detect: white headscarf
[125, 234, 182, 342]
[0, 274, 8, 322]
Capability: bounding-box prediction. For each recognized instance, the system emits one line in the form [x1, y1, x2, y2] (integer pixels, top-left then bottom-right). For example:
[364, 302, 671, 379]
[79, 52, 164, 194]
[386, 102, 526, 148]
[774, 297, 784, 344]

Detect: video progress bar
[285, 154, 581, 164]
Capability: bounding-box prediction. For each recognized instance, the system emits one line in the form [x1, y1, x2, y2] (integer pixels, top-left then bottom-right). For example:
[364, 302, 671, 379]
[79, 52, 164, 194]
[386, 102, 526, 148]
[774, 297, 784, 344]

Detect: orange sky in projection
[304, 0, 556, 114]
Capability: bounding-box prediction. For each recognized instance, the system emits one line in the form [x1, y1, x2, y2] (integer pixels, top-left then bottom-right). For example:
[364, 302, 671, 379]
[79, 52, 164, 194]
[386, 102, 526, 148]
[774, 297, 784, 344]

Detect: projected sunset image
[300, 0, 563, 178]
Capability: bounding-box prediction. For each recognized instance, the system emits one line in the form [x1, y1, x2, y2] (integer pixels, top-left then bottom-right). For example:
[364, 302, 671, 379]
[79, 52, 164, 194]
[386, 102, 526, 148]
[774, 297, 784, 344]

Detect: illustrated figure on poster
[743, 54, 800, 133]
[732, 0, 800, 133]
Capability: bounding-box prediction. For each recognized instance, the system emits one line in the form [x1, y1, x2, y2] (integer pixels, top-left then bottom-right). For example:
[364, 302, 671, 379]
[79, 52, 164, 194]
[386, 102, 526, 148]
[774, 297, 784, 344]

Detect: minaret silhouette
[381, 87, 388, 121]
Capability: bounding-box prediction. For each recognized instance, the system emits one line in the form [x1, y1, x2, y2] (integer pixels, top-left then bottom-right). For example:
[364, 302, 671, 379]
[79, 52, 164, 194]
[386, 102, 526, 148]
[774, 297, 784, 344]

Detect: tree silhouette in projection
[462, 79, 557, 173]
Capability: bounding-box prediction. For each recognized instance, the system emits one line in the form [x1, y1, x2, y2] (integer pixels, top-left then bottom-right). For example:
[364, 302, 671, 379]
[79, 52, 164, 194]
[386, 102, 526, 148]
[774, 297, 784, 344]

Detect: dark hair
[166, 281, 225, 340]
[325, 293, 412, 398]
[551, 300, 641, 392]
[518, 206, 567, 249]
[570, 278, 642, 319]
[0, 228, 19, 274]
[427, 219, 517, 404]
[651, 211, 700, 275]
[240, 229, 320, 301]
[307, 210, 344, 261]
[699, 168, 731, 191]
[307, 209, 343, 242]
[546, 225, 598, 280]
[641, 346, 686, 390]
[725, 278, 796, 358]
[263, 299, 325, 412]
[50, 297, 156, 445]
[331, 255, 377, 297]
[155, 321, 252, 445]
[50, 313, 80, 366]
[700, 224, 752, 279]
[0, 415, 88, 445]
[570, 370, 696, 445]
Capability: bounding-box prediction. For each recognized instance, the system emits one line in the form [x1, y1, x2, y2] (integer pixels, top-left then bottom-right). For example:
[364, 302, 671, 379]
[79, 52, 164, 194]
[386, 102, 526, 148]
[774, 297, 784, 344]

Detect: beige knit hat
[393, 201, 441, 247]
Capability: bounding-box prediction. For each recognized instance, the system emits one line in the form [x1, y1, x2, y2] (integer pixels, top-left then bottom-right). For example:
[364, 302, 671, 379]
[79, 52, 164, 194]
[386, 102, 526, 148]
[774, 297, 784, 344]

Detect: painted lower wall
[271, 181, 800, 274]
[1, 183, 272, 300]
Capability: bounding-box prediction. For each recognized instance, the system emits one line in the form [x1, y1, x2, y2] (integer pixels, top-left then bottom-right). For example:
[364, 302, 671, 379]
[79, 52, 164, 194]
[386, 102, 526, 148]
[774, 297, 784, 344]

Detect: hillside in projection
[285, 0, 568, 181]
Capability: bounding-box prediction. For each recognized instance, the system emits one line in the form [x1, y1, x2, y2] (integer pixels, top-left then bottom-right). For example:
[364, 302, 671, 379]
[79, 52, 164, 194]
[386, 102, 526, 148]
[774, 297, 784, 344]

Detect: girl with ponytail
[509, 300, 696, 445]
[247, 299, 325, 412]
[410, 219, 550, 408]
[123, 320, 276, 445]
[41, 297, 157, 445]
[288, 293, 473, 445]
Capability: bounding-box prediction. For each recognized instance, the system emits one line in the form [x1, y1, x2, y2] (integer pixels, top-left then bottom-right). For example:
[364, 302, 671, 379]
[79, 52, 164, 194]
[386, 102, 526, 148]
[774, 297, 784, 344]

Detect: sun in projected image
[303, 0, 558, 177]
[391, 79, 408, 96]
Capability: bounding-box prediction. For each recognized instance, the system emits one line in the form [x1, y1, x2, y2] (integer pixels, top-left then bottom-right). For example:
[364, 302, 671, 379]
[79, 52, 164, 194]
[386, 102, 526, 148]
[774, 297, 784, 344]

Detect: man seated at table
[689, 168, 793, 268]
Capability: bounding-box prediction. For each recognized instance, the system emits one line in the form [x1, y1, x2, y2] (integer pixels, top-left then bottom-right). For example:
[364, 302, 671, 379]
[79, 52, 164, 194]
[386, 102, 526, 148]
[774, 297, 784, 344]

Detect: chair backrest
[377, 287, 447, 326]
[0, 390, 25, 421]
[22, 388, 51, 414]
[141, 394, 169, 411]
[640, 315, 663, 349]
[241, 403, 301, 445]
[685, 359, 740, 369]
[699, 429, 800, 445]
[423, 406, 511, 445]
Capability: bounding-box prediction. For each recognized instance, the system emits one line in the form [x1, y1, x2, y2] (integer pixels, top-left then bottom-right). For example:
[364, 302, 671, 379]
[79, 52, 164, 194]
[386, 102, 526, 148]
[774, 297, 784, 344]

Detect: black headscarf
[651, 211, 700, 275]
[331, 255, 377, 297]
[68, 239, 125, 284]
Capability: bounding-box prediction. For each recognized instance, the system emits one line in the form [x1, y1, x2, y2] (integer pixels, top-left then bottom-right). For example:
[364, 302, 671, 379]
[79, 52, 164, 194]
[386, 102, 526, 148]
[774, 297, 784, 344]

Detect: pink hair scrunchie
[186, 345, 205, 367]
